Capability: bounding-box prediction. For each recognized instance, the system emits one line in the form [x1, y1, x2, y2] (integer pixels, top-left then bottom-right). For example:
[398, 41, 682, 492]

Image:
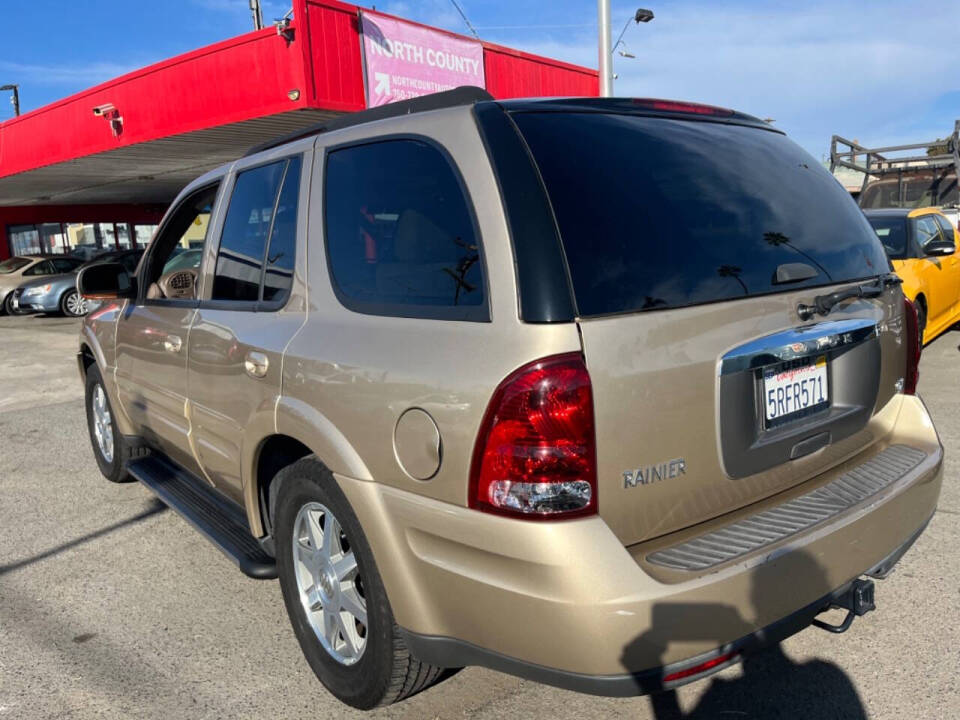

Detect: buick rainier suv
[77, 88, 942, 709]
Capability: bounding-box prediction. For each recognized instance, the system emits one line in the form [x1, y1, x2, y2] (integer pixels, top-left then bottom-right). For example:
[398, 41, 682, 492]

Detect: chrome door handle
[163, 335, 182, 353]
[244, 351, 269, 379]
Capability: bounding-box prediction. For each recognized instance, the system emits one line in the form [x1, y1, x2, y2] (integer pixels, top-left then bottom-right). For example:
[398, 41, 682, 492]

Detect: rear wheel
[274, 457, 442, 709]
[915, 297, 927, 346]
[61, 289, 89, 317]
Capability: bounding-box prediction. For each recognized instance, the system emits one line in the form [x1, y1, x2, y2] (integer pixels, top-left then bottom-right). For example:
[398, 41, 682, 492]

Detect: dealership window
[134, 224, 158, 247]
[7, 220, 161, 259]
[9, 225, 41, 255]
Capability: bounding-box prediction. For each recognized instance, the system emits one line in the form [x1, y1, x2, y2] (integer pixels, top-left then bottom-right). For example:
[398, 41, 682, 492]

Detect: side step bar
[127, 455, 277, 579]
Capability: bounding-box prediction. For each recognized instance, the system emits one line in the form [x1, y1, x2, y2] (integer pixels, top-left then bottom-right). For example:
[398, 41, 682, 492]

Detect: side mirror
[77, 262, 135, 300]
[922, 239, 956, 257]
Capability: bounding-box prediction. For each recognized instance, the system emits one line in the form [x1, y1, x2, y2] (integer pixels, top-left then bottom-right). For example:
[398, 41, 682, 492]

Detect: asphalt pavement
[1, 313, 957, 719]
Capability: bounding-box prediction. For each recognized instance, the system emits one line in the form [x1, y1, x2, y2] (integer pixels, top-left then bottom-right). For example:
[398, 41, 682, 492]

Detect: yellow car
[865, 207, 960, 343]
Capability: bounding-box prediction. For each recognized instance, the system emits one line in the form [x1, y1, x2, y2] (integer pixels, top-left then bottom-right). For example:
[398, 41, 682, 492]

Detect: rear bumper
[337, 395, 943, 689]
[399, 515, 931, 696]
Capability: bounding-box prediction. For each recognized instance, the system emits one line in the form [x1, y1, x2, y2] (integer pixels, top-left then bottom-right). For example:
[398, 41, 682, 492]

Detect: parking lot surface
[1, 313, 957, 720]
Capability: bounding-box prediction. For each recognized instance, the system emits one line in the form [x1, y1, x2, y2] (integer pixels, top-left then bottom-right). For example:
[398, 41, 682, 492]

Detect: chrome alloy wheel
[65, 291, 88, 317]
[293, 502, 367, 665]
[91, 384, 114, 463]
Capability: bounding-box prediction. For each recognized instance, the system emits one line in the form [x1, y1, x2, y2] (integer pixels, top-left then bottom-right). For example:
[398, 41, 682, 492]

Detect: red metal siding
[0, 30, 309, 179]
[299, 0, 367, 111]
[483, 44, 599, 98]
[0, 0, 596, 185]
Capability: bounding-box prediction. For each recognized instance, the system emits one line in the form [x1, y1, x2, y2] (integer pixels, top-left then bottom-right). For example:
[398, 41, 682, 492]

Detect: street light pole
[249, 0, 264, 31]
[597, 0, 612, 97]
[0, 84, 19, 117]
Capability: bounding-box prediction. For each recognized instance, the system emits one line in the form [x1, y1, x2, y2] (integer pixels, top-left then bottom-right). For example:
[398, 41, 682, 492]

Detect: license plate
[763, 356, 828, 425]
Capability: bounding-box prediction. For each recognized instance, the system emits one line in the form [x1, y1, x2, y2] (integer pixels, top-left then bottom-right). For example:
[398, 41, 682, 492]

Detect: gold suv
[77, 89, 942, 710]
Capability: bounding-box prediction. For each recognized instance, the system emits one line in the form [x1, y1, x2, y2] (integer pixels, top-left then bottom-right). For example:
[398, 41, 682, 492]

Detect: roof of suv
[244, 86, 775, 158]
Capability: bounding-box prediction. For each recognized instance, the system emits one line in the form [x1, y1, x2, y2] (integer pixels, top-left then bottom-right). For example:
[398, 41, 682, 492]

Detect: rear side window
[512, 113, 890, 317]
[324, 139, 486, 321]
[213, 156, 301, 305]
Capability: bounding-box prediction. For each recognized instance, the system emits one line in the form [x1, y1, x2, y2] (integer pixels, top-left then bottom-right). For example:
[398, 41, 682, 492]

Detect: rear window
[0, 257, 30, 274]
[512, 113, 890, 317]
[866, 216, 909, 259]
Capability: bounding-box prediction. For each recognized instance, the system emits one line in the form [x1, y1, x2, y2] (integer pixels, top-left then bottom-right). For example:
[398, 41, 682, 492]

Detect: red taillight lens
[632, 98, 735, 117]
[662, 651, 740, 684]
[903, 297, 921, 395]
[469, 353, 597, 519]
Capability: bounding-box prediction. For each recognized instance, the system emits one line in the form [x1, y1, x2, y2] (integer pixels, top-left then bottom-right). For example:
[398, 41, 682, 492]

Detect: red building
[0, 0, 597, 260]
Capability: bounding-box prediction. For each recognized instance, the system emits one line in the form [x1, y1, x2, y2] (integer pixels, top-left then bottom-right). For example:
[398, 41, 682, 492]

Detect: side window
[144, 184, 219, 301]
[914, 216, 940, 249]
[212, 156, 300, 304]
[23, 260, 54, 276]
[935, 215, 957, 243]
[263, 156, 301, 303]
[324, 139, 485, 319]
[52, 258, 81, 273]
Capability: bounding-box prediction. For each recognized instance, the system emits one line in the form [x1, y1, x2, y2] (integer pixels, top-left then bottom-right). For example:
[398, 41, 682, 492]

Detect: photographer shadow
[623, 550, 868, 720]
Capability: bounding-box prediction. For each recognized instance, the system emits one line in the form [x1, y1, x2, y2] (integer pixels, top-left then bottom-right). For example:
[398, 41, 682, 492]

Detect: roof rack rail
[243, 86, 494, 158]
[830, 120, 960, 181]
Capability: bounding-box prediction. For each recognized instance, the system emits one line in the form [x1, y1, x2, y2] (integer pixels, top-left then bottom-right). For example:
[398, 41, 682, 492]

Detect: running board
[127, 455, 277, 579]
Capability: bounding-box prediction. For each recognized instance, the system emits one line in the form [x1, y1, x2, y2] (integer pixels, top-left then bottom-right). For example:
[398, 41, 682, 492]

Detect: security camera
[92, 103, 116, 116]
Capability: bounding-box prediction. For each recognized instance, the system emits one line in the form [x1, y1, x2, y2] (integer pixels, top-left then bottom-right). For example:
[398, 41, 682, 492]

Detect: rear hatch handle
[797, 273, 902, 321]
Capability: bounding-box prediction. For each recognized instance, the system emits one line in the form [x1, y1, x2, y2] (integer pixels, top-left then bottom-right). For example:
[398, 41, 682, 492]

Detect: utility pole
[597, 0, 612, 97]
[0, 84, 19, 117]
[249, 0, 264, 31]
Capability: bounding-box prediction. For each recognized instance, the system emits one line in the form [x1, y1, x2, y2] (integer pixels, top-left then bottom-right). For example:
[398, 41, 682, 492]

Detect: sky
[1, 0, 959, 159]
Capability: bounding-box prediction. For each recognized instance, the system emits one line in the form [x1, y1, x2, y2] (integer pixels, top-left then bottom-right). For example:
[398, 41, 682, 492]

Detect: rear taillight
[903, 297, 921, 395]
[469, 353, 597, 519]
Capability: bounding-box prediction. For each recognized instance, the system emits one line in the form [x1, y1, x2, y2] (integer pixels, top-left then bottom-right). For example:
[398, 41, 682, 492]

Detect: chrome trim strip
[720, 318, 878, 375]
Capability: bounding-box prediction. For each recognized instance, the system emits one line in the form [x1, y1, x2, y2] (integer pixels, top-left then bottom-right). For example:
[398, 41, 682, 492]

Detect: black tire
[84, 365, 145, 483]
[60, 288, 87, 317]
[4, 292, 27, 316]
[916, 298, 927, 346]
[274, 456, 443, 709]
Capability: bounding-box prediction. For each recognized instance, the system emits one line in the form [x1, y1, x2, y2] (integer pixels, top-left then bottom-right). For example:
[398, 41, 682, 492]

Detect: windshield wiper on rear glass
[797, 273, 902, 321]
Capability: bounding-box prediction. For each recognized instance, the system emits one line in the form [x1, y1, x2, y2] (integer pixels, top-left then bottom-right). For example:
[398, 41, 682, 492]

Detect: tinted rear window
[866, 216, 909, 259]
[512, 113, 889, 317]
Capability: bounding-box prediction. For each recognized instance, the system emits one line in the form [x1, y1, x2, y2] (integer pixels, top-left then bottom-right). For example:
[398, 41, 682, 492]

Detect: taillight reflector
[903, 297, 921, 395]
[662, 651, 740, 684]
[469, 353, 597, 519]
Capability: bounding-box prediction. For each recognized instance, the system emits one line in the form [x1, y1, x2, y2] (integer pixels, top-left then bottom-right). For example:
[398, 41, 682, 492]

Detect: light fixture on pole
[0, 84, 19, 117]
[601, 7, 654, 96]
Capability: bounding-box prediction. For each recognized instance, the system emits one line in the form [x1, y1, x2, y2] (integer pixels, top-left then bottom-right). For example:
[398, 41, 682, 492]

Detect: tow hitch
[812, 578, 876, 634]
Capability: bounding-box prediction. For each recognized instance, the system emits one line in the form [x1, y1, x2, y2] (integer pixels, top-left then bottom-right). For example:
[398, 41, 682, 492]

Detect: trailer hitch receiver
[812, 578, 876, 634]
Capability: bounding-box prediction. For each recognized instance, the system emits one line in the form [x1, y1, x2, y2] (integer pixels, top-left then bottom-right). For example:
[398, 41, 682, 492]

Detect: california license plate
[763, 356, 828, 426]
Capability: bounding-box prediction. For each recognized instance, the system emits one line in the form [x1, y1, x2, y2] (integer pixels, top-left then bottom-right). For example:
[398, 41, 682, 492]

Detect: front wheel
[4, 292, 28, 316]
[274, 457, 442, 709]
[61, 289, 89, 317]
[84, 365, 141, 483]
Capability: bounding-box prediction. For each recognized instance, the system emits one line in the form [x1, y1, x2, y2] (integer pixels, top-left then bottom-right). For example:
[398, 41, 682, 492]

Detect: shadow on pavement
[0, 498, 167, 575]
[622, 550, 867, 720]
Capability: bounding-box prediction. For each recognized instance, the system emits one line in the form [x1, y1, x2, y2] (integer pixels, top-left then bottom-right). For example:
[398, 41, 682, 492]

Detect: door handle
[244, 351, 269, 379]
[163, 335, 182, 353]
